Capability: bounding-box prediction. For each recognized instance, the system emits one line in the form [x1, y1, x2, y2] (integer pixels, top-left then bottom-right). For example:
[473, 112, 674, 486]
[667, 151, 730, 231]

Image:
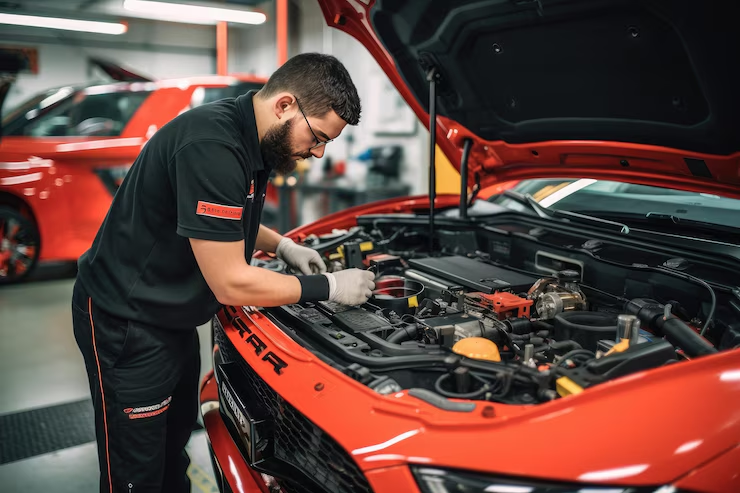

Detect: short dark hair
[260, 53, 361, 125]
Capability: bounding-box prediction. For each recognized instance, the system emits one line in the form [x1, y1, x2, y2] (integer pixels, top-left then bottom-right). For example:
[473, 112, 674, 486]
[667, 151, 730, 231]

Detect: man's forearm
[255, 224, 284, 253]
[218, 265, 330, 307]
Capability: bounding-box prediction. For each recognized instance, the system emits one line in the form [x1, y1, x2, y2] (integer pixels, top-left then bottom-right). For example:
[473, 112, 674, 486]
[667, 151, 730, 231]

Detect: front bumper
[200, 371, 268, 493]
[199, 371, 421, 493]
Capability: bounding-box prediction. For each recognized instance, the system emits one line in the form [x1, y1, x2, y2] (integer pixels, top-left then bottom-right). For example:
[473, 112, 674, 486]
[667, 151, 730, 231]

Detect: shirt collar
[236, 91, 266, 171]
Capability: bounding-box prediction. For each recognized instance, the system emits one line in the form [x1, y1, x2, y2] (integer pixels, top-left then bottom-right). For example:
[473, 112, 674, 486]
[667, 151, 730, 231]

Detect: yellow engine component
[332, 241, 375, 261]
[452, 337, 501, 363]
[556, 376, 584, 397]
[605, 338, 630, 356]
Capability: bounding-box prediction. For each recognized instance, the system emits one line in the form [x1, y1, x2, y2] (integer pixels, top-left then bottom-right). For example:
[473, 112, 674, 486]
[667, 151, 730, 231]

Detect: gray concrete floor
[0, 266, 218, 492]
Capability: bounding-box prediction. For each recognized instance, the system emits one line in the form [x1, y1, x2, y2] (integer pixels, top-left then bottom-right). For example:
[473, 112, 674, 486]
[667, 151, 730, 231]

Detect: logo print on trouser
[122, 396, 172, 420]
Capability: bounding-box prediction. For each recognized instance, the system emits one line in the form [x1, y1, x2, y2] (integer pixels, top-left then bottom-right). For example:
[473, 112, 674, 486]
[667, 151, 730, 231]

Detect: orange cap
[452, 337, 501, 362]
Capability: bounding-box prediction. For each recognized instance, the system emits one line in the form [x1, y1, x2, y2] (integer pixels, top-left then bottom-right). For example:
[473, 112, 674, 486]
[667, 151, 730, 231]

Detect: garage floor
[0, 265, 219, 493]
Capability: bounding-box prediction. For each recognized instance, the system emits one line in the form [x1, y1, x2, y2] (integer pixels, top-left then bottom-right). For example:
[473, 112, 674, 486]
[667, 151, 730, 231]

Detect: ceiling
[0, 0, 272, 22]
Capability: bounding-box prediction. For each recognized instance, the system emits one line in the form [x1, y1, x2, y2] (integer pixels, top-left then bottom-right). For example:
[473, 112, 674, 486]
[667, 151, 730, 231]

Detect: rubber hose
[557, 349, 595, 366]
[504, 318, 532, 335]
[531, 320, 553, 332]
[434, 373, 496, 399]
[554, 311, 618, 352]
[625, 299, 717, 358]
[387, 324, 417, 344]
[661, 318, 717, 357]
[549, 340, 583, 352]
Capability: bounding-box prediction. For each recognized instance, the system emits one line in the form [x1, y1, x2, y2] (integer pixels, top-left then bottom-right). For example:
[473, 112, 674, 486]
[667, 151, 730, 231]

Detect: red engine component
[479, 292, 533, 319]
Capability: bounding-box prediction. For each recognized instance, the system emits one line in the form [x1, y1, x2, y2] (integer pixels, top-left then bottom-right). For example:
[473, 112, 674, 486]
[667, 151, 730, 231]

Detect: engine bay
[257, 213, 740, 407]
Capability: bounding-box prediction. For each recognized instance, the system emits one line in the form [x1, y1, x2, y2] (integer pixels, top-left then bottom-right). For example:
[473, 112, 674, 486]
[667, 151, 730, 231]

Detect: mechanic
[71, 53, 375, 493]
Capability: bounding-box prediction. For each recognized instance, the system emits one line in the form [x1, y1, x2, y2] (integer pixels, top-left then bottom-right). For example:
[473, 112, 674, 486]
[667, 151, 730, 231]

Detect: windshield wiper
[502, 190, 631, 234]
[644, 212, 724, 231]
[578, 211, 738, 238]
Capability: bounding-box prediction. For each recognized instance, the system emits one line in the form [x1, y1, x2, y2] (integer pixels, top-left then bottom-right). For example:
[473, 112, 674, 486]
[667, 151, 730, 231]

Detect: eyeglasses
[294, 96, 333, 150]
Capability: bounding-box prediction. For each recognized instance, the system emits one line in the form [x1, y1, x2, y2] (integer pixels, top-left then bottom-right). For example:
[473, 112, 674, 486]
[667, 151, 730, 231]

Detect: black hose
[625, 298, 717, 357]
[491, 370, 514, 397]
[663, 318, 716, 357]
[310, 227, 364, 254]
[378, 226, 408, 247]
[691, 280, 715, 334]
[557, 349, 596, 366]
[387, 324, 417, 344]
[650, 266, 715, 334]
[434, 372, 499, 399]
[531, 320, 554, 332]
[549, 340, 583, 352]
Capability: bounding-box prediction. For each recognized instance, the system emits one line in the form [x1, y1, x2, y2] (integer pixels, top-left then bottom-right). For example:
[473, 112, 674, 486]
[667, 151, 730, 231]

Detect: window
[3, 87, 152, 137]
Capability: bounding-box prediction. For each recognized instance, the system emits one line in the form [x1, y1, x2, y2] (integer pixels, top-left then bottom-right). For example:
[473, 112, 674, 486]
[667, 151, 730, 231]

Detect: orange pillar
[217, 21, 228, 75]
[277, 0, 288, 66]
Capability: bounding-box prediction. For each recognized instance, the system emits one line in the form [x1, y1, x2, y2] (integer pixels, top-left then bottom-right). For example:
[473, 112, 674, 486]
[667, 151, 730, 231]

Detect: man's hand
[275, 237, 327, 275]
[324, 269, 375, 305]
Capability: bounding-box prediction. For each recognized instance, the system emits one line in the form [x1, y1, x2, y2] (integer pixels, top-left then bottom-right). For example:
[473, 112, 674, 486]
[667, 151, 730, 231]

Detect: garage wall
[2, 0, 429, 199]
[227, 1, 278, 77]
[223, 0, 430, 202]
[292, 0, 430, 196]
[1, 19, 216, 111]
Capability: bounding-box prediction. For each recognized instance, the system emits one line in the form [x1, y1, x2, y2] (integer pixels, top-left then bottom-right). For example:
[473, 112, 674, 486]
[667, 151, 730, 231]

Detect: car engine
[256, 216, 739, 406]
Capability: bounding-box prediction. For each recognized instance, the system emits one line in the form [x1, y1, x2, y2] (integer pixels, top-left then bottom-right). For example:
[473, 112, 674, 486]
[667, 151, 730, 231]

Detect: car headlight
[411, 467, 682, 493]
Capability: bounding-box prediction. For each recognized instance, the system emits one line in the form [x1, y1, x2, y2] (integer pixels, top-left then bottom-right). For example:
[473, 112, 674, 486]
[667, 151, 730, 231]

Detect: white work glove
[323, 270, 376, 306]
[275, 237, 327, 275]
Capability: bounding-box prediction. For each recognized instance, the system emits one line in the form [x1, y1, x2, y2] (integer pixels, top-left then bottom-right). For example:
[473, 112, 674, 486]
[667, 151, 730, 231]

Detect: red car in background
[0, 64, 266, 282]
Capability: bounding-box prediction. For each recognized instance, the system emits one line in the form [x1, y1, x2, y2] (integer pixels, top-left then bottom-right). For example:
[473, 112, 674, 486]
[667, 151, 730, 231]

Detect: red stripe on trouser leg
[89, 297, 113, 493]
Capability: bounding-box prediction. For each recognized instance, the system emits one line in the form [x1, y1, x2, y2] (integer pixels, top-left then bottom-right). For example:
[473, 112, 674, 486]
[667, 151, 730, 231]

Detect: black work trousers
[72, 279, 201, 493]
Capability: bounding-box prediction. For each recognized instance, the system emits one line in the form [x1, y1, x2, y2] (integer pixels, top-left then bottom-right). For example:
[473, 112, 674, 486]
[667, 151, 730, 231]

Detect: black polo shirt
[77, 92, 270, 329]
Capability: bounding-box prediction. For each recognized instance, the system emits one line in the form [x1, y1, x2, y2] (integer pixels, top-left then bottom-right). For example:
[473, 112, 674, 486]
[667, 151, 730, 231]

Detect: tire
[0, 206, 40, 284]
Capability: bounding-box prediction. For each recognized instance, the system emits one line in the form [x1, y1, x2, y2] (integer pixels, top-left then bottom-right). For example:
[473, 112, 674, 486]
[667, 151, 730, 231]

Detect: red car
[201, 1, 740, 492]
[0, 65, 265, 282]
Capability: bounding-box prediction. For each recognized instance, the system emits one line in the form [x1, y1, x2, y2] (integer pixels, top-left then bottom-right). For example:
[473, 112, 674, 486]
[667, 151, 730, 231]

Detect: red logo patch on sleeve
[196, 201, 243, 220]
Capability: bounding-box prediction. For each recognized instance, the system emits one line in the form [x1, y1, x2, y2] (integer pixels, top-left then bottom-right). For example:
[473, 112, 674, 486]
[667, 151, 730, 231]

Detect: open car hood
[88, 57, 154, 83]
[317, 0, 740, 198]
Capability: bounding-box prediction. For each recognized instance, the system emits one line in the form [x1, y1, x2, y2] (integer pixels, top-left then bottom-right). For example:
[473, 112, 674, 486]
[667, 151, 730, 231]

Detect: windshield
[2, 86, 76, 126]
[489, 178, 740, 230]
[2, 85, 152, 137]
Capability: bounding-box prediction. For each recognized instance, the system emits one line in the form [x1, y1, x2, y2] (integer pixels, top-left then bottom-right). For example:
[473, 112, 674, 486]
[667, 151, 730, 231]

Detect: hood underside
[319, 0, 740, 196]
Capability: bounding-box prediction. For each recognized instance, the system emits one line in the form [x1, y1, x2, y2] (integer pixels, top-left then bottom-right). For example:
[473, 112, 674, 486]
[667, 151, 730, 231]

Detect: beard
[260, 118, 311, 175]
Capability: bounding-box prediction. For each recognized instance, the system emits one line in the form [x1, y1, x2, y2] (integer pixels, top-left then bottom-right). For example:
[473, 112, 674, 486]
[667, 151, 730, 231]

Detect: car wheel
[0, 206, 40, 284]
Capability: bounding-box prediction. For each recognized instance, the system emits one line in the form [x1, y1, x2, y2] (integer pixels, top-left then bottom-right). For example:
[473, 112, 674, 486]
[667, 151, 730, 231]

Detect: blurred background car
[0, 61, 266, 283]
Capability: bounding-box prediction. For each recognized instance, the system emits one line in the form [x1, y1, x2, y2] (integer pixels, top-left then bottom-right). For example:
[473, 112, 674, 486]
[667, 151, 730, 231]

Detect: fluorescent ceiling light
[0, 13, 127, 34]
[123, 0, 266, 25]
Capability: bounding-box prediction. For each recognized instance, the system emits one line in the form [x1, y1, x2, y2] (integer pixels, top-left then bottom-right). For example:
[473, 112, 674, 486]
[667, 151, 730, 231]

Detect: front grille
[215, 323, 372, 493]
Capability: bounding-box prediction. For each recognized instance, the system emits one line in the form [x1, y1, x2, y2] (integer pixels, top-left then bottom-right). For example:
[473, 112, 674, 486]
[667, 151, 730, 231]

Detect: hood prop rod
[459, 138, 473, 220]
[427, 66, 440, 253]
